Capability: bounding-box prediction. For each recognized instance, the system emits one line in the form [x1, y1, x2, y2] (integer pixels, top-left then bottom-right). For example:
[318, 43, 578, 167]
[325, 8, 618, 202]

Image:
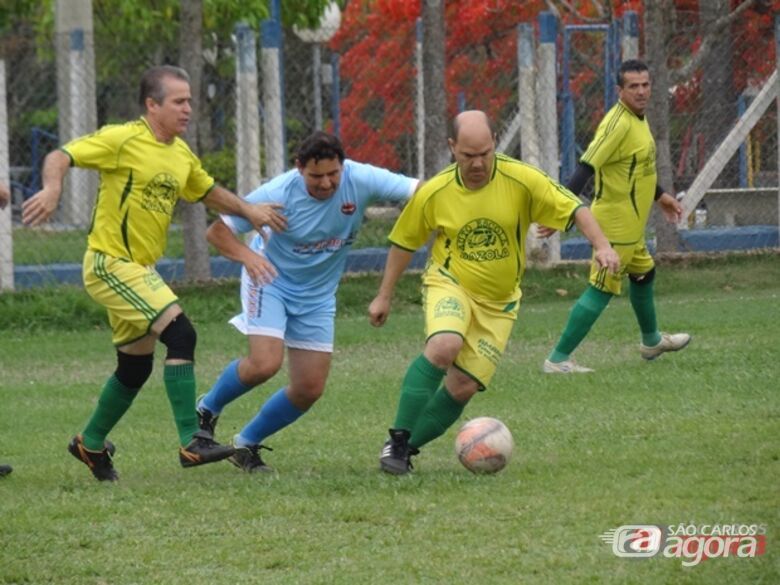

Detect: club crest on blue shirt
[341, 202, 356, 215]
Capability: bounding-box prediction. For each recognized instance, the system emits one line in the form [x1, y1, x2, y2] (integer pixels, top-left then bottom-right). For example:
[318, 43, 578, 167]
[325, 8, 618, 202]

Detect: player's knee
[159, 314, 197, 361]
[444, 379, 477, 404]
[629, 267, 656, 286]
[288, 384, 325, 410]
[115, 351, 154, 389]
[242, 354, 282, 386]
[425, 333, 463, 368]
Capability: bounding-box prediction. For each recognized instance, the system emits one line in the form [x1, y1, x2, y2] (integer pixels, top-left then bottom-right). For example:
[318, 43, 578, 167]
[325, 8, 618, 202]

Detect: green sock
[629, 279, 662, 346]
[409, 386, 466, 449]
[549, 285, 612, 361]
[163, 363, 199, 447]
[393, 354, 447, 431]
[82, 375, 139, 450]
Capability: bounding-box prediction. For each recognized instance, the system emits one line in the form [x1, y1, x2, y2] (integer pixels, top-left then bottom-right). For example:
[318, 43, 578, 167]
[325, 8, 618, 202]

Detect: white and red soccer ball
[455, 417, 514, 474]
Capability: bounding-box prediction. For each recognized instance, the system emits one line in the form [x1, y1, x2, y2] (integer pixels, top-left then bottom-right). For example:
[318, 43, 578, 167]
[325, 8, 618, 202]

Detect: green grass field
[0, 253, 778, 584]
[11, 216, 397, 265]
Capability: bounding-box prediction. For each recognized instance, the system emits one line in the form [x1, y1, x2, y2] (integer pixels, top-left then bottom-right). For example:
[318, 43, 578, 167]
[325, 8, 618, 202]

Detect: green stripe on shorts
[94, 252, 157, 320]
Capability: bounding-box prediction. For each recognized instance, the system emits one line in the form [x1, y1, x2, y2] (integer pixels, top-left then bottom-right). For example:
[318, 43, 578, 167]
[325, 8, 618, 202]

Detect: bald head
[450, 110, 494, 143]
[448, 110, 496, 190]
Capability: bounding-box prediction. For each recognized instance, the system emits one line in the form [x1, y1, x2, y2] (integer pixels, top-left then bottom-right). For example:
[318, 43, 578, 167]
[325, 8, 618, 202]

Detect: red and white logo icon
[600, 525, 664, 558]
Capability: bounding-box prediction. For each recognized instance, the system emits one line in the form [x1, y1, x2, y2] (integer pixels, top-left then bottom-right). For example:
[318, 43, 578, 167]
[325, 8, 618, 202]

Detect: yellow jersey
[63, 117, 215, 265]
[581, 100, 657, 244]
[389, 154, 582, 302]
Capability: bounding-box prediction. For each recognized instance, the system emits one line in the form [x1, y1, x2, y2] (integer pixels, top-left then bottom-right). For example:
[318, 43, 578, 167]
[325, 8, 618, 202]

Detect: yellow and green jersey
[62, 117, 215, 265]
[389, 154, 582, 302]
[581, 100, 657, 244]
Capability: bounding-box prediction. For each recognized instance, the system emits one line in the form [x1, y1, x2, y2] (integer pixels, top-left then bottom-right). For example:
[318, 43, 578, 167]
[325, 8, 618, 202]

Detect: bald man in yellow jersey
[542, 60, 690, 374]
[22, 65, 286, 481]
[369, 110, 620, 475]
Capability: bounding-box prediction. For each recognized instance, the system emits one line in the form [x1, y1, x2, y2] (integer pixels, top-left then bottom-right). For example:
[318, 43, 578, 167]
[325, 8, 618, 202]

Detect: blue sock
[199, 360, 253, 415]
[236, 387, 305, 446]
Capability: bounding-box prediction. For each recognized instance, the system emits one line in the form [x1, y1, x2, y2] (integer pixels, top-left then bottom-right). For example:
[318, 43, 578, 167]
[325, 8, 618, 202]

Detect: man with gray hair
[22, 65, 286, 481]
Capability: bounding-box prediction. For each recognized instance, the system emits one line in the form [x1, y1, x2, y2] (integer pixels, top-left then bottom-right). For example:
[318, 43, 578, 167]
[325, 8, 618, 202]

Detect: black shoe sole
[380, 459, 411, 475]
[180, 446, 236, 468]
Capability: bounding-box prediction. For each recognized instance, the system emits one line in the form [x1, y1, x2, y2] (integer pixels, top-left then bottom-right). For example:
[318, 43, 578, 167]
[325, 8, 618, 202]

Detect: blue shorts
[229, 274, 335, 352]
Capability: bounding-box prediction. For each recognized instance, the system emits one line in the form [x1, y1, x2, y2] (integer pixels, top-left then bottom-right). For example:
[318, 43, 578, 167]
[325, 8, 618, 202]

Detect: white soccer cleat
[640, 332, 691, 361]
[543, 359, 594, 374]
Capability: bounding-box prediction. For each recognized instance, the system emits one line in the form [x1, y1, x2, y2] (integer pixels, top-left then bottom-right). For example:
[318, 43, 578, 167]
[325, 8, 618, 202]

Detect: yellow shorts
[83, 249, 178, 346]
[422, 270, 519, 390]
[589, 240, 655, 295]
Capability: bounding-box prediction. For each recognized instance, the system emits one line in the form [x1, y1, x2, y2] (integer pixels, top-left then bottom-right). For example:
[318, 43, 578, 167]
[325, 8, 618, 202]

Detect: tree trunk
[178, 0, 211, 281]
[422, 0, 449, 176]
[644, 0, 680, 252]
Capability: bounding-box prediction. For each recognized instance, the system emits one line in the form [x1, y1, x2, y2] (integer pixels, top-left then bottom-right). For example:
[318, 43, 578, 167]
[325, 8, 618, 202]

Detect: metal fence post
[330, 53, 340, 138]
[56, 0, 97, 227]
[517, 23, 539, 167]
[416, 18, 425, 179]
[261, 0, 285, 178]
[622, 11, 639, 60]
[0, 59, 12, 291]
[537, 11, 560, 263]
[313, 43, 323, 131]
[235, 22, 261, 196]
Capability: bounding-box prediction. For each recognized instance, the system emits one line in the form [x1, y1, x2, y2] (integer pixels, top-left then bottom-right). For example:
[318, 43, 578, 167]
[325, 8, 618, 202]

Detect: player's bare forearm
[377, 245, 414, 299]
[202, 185, 246, 215]
[22, 150, 71, 225]
[369, 245, 415, 327]
[573, 207, 620, 273]
[0, 182, 9, 209]
[203, 186, 286, 233]
[207, 219, 277, 284]
[207, 218, 252, 263]
[656, 192, 683, 223]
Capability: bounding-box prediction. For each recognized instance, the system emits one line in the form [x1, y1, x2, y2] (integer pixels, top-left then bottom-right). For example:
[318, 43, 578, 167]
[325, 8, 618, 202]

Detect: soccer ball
[455, 417, 513, 474]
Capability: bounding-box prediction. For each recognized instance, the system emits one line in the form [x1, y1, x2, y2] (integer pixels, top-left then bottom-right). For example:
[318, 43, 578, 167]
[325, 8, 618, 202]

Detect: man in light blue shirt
[197, 131, 420, 471]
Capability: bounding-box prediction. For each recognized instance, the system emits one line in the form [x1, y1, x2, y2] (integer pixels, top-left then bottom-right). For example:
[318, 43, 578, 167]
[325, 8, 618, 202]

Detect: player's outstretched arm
[573, 207, 620, 274]
[206, 218, 277, 285]
[203, 185, 287, 235]
[22, 150, 71, 226]
[368, 245, 414, 327]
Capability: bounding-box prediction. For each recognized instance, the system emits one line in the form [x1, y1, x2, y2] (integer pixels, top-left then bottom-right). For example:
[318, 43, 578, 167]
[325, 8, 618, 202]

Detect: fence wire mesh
[0, 3, 777, 290]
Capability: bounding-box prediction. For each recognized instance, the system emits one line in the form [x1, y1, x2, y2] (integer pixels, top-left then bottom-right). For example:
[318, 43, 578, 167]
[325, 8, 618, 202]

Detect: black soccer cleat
[0, 464, 13, 477]
[68, 434, 118, 482]
[379, 428, 418, 475]
[196, 399, 220, 437]
[229, 442, 274, 473]
[179, 430, 235, 468]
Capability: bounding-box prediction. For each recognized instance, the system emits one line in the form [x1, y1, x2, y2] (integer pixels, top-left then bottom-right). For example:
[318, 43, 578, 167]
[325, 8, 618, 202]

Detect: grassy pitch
[0, 253, 778, 584]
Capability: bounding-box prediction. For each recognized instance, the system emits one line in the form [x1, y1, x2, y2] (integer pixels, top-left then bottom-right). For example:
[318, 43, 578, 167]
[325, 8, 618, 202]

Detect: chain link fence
[0, 4, 777, 290]
[670, 4, 778, 250]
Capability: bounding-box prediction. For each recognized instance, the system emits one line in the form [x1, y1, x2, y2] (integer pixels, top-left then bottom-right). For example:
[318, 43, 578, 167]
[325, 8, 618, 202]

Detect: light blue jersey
[223, 160, 418, 299]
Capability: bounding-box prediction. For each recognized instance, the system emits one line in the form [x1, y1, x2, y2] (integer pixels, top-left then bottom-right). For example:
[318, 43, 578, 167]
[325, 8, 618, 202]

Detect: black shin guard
[629, 267, 656, 286]
[115, 351, 154, 389]
[159, 313, 197, 361]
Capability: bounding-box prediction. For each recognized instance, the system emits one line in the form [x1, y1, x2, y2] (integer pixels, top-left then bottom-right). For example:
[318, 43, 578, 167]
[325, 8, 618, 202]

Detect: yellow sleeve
[387, 187, 433, 251]
[580, 109, 629, 171]
[182, 152, 216, 203]
[62, 125, 125, 171]
[527, 168, 583, 231]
